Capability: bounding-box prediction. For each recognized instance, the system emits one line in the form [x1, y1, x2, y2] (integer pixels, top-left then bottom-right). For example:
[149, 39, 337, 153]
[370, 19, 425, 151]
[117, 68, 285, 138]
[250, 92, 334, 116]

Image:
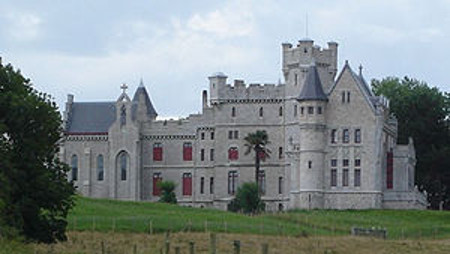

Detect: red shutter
[183, 174, 192, 196]
[153, 147, 162, 161]
[229, 148, 239, 160]
[183, 145, 192, 161]
[386, 152, 393, 189]
[153, 176, 162, 196]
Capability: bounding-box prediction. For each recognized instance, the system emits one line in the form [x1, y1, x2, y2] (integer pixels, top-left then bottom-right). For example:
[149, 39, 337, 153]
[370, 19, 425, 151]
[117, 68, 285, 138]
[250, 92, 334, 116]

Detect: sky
[1, 0, 449, 118]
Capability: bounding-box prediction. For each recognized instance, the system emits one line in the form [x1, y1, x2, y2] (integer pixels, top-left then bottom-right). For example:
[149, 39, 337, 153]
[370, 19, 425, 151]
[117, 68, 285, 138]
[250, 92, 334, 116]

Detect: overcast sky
[1, 0, 449, 118]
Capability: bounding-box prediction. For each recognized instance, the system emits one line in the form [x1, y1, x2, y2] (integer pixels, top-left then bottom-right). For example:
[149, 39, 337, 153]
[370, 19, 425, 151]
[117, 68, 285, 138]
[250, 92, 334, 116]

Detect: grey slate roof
[297, 65, 328, 102]
[66, 102, 116, 133]
[132, 86, 158, 119]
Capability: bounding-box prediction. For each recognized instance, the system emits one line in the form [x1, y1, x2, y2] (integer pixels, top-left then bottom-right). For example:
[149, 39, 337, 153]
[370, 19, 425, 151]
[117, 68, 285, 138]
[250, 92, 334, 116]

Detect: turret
[290, 64, 328, 209]
[208, 72, 227, 104]
[132, 79, 158, 122]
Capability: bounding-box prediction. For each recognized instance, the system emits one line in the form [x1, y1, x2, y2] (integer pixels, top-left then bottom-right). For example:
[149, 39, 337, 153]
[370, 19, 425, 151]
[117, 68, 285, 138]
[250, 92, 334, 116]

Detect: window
[354, 169, 361, 187]
[347, 91, 351, 103]
[120, 152, 127, 181]
[279, 106, 283, 116]
[341, 91, 345, 103]
[294, 105, 298, 117]
[300, 107, 304, 115]
[182, 173, 192, 196]
[331, 129, 337, 144]
[258, 171, 266, 194]
[200, 177, 205, 194]
[343, 168, 349, 187]
[318, 106, 322, 114]
[355, 129, 361, 143]
[210, 177, 214, 194]
[278, 147, 283, 159]
[278, 177, 283, 194]
[308, 161, 312, 169]
[228, 171, 238, 194]
[231, 107, 236, 117]
[210, 132, 215, 140]
[228, 147, 239, 160]
[201, 132, 205, 140]
[294, 73, 298, 85]
[153, 143, 163, 161]
[234, 130, 239, 139]
[210, 149, 214, 161]
[343, 129, 349, 143]
[308, 106, 314, 114]
[355, 159, 361, 167]
[71, 154, 78, 181]
[153, 173, 162, 196]
[120, 105, 126, 126]
[387, 151, 394, 189]
[228, 130, 233, 139]
[343, 159, 349, 167]
[331, 159, 337, 167]
[183, 142, 193, 161]
[259, 107, 264, 117]
[200, 149, 205, 161]
[331, 169, 337, 187]
[97, 155, 104, 181]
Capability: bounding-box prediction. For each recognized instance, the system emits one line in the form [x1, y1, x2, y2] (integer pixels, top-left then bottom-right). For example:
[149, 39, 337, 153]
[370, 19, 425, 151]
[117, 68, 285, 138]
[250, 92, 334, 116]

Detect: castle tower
[289, 64, 328, 209]
[208, 72, 227, 105]
[132, 79, 158, 123]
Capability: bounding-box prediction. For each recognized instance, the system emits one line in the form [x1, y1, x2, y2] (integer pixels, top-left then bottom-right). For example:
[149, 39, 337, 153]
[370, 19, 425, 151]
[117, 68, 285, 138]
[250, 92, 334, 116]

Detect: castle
[60, 38, 427, 210]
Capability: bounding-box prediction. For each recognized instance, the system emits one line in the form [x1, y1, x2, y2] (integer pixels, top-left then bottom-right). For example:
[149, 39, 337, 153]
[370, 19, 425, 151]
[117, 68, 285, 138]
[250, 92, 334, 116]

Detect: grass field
[67, 197, 450, 239]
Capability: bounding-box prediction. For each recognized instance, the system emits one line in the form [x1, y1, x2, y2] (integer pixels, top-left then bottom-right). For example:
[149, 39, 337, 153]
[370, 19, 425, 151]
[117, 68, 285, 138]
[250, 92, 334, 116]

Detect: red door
[183, 173, 192, 196]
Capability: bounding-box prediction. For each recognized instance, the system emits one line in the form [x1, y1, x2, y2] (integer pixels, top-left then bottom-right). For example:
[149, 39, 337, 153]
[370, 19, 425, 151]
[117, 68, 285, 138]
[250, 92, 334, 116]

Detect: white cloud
[4, 12, 42, 41]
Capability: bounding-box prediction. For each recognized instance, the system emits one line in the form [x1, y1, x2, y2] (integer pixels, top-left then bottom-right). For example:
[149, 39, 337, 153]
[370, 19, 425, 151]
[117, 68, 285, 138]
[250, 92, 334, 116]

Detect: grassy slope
[68, 197, 450, 239]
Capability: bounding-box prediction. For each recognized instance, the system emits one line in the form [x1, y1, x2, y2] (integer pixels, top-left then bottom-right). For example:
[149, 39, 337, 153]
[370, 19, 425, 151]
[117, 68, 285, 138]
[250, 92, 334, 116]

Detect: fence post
[189, 241, 195, 254]
[92, 216, 96, 231]
[149, 220, 153, 235]
[164, 231, 170, 254]
[261, 243, 268, 254]
[133, 244, 137, 254]
[175, 246, 180, 254]
[112, 218, 116, 232]
[224, 221, 227, 233]
[204, 220, 208, 232]
[210, 233, 217, 254]
[233, 240, 241, 254]
[101, 241, 105, 254]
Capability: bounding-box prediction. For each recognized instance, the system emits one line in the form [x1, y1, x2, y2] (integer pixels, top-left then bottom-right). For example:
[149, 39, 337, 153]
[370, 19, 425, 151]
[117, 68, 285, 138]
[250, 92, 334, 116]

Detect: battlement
[282, 39, 338, 70]
[215, 79, 285, 101]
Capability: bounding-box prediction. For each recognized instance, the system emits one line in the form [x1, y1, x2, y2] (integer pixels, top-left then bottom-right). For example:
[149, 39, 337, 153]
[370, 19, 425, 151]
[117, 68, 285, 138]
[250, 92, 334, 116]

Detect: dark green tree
[229, 182, 264, 214]
[158, 181, 177, 204]
[244, 130, 271, 195]
[0, 60, 76, 242]
[372, 76, 450, 209]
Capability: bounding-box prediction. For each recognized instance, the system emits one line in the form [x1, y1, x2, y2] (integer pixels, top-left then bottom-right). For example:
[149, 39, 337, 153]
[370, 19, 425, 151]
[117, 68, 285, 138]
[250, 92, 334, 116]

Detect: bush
[158, 181, 177, 204]
[230, 182, 264, 214]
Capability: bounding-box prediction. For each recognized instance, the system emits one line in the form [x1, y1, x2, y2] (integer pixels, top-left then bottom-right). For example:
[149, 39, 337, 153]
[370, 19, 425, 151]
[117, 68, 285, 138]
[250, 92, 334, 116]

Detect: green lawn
[68, 197, 450, 239]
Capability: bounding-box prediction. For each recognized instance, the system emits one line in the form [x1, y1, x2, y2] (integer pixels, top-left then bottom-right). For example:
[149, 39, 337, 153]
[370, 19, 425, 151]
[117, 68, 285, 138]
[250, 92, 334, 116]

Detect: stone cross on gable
[120, 83, 128, 93]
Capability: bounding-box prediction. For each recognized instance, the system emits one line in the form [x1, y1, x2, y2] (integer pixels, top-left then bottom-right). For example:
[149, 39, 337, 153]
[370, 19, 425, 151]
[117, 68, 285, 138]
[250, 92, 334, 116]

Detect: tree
[229, 182, 264, 214]
[244, 130, 271, 195]
[0, 61, 76, 242]
[158, 181, 177, 204]
[372, 76, 450, 209]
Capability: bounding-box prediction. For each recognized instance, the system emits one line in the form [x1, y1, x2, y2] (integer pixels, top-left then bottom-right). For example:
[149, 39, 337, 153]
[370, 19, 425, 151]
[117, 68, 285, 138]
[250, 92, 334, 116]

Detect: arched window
[71, 155, 78, 181]
[279, 106, 283, 116]
[342, 129, 350, 143]
[259, 107, 264, 117]
[183, 142, 193, 161]
[228, 147, 239, 160]
[119, 152, 127, 181]
[97, 155, 104, 181]
[231, 107, 236, 117]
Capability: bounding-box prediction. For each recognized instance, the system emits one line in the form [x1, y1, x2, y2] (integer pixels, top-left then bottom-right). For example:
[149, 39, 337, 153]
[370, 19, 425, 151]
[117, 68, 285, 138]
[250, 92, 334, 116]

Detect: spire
[139, 78, 144, 88]
[359, 64, 363, 77]
[132, 81, 158, 119]
[297, 65, 328, 102]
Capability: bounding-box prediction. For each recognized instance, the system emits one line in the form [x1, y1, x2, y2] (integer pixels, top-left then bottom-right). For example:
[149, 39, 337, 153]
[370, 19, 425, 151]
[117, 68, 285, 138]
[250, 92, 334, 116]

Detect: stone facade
[60, 38, 427, 210]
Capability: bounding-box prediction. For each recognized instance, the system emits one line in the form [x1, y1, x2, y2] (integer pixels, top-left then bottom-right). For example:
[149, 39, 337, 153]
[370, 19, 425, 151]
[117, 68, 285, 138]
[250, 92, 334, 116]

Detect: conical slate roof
[132, 83, 158, 119]
[297, 65, 328, 102]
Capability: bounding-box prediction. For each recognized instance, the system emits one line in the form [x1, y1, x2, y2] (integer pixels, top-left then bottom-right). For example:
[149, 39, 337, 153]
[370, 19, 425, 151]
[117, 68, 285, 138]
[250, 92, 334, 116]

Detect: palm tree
[244, 130, 271, 195]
